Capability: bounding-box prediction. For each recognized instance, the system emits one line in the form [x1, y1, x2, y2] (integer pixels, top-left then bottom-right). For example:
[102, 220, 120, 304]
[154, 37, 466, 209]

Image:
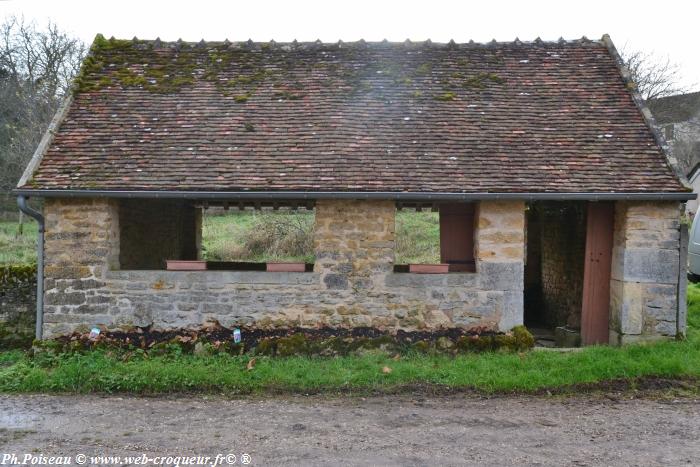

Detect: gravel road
[0, 393, 698, 466]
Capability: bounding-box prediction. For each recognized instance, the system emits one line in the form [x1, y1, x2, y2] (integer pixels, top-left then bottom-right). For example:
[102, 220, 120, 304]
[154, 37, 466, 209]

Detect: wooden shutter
[439, 203, 475, 272]
[581, 202, 614, 345]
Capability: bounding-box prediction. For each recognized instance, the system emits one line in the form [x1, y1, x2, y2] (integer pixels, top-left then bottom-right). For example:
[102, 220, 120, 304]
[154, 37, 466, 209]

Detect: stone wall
[474, 201, 525, 330]
[609, 201, 682, 344]
[41, 198, 526, 337]
[0, 264, 36, 347]
[43, 198, 119, 336]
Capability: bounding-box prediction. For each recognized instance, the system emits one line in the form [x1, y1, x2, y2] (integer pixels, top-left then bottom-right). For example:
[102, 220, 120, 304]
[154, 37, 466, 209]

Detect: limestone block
[611, 248, 679, 284]
[609, 279, 643, 335]
[478, 262, 523, 291]
[499, 290, 524, 331]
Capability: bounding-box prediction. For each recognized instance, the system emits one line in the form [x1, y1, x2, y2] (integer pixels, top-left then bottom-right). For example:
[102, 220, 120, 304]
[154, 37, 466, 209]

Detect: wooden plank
[581, 202, 615, 345]
[439, 203, 475, 272]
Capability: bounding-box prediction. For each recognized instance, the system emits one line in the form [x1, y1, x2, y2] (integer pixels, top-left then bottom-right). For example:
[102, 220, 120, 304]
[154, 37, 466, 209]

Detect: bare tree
[672, 138, 700, 175]
[620, 48, 689, 101]
[0, 16, 85, 214]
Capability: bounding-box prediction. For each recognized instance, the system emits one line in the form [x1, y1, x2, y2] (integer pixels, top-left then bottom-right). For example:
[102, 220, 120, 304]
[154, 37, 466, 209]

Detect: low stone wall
[610, 201, 682, 344]
[95, 268, 520, 332]
[0, 264, 36, 347]
[42, 198, 526, 337]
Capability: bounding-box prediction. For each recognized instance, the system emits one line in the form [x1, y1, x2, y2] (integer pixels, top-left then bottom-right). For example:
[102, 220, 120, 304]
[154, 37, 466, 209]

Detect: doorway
[524, 201, 613, 346]
[525, 202, 587, 345]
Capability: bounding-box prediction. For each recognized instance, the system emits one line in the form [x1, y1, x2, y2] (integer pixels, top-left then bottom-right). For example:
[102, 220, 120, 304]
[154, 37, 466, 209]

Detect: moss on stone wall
[0, 264, 37, 349]
[37, 325, 535, 357]
[0, 264, 37, 288]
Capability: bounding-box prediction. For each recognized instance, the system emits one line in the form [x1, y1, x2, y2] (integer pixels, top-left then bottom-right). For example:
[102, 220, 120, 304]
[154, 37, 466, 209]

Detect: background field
[0, 220, 37, 265]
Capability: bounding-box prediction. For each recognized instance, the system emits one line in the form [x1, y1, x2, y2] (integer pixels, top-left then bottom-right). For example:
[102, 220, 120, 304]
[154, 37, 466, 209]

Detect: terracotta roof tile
[20, 36, 688, 194]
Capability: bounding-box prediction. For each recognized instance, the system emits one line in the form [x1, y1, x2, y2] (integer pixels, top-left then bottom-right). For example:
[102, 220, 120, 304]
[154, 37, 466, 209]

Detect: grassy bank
[0, 220, 37, 264]
[0, 286, 698, 395]
[1, 337, 699, 394]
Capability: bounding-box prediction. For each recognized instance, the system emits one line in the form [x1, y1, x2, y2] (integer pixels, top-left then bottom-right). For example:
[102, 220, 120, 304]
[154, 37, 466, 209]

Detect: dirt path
[0, 393, 698, 466]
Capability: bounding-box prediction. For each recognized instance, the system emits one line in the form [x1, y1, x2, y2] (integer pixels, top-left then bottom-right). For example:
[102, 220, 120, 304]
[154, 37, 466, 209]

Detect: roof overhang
[12, 189, 697, 202]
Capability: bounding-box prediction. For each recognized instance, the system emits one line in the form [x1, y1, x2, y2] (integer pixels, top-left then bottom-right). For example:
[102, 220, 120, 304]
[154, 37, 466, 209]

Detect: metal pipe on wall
[17, 195, 44, 340]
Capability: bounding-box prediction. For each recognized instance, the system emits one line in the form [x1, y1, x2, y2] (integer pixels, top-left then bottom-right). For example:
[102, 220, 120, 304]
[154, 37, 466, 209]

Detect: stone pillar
[609, 201, 681, 344]
[43, 198, 120, 337]
[475, 201, 525, 330]
[313, 199, 395, 294]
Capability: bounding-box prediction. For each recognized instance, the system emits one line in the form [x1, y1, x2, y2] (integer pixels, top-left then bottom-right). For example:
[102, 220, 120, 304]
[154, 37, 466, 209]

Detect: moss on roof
[72, 35, 507, 99]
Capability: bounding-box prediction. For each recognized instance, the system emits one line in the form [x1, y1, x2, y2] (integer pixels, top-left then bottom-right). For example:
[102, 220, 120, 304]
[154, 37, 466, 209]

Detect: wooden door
[581, 202, 615, 345]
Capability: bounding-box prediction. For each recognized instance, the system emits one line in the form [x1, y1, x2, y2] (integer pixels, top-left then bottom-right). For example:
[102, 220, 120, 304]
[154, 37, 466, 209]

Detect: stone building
[15, 35, 694, 345]
[648, 92, 700, 215]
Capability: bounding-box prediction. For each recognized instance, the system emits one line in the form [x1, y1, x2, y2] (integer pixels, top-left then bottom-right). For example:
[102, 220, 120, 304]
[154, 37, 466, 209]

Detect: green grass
[395, 211, 440, 264]
[1, 287, 698, 395]
[0, 220, 37, 265]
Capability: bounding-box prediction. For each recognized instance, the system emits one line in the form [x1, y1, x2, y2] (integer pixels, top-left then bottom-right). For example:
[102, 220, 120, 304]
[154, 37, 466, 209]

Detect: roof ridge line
[91, 36, 609, 49]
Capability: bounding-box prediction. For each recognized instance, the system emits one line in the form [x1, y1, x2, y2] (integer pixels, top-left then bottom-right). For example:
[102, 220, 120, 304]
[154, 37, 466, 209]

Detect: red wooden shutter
[581, 202, 614, 345]
[439, 203, 475, 272]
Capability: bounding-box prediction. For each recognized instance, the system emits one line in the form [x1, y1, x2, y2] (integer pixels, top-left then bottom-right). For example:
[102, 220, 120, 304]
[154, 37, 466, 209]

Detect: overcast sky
[1, 0, 698, 90]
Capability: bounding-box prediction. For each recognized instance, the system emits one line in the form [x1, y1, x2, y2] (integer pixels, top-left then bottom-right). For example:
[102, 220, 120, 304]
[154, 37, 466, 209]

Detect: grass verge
[0, 287, 698, 395]
[0, 220, 37, 265]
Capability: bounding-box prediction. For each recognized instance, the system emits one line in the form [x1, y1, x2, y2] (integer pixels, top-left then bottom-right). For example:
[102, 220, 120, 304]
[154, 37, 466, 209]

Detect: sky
[1, 0, 698, 90]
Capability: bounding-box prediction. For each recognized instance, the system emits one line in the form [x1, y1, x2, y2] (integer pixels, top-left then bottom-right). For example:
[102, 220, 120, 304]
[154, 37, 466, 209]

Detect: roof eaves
[601, 34, 692, 191]
[11, 189, 697, 202]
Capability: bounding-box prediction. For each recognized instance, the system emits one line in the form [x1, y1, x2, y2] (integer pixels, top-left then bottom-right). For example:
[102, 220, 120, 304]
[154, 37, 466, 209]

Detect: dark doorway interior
[525, 202, 587, 345]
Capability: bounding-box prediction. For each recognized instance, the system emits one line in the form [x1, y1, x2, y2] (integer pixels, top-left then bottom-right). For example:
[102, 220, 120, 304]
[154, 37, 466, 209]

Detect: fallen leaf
[392, 354, 401, 361]
[382, 366, 392, 374]
[246, 358, 256, 371]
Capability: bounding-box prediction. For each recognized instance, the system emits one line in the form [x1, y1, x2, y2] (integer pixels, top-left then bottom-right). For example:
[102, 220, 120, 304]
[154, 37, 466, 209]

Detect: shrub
[241, 212, 314, 260]
[202, 210, 314, 262]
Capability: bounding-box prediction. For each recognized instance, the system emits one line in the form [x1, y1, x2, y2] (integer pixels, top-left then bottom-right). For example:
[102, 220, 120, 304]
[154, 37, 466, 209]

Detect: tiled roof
[18, 35, 688, 194]
[648, 91, 700, 124]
